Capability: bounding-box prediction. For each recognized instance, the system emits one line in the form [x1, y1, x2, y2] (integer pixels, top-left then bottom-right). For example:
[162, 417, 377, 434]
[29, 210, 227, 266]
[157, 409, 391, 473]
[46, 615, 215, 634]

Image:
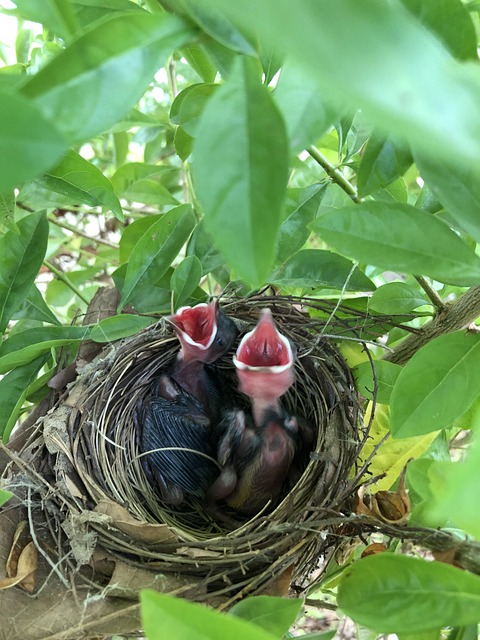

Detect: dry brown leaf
[355, 464, 410, 525]
[1, 539, 37, 593]
[258, 564, 294, 596]
[432, 548, 461, 568]
[361, 543, 388, 558]
[95, 498, 178, 544]
[6, 520, 28, 577]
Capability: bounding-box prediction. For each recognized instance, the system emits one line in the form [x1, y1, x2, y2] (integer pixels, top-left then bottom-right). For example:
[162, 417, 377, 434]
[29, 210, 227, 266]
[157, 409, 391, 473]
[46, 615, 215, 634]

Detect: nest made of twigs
[3, 295, 371, 604]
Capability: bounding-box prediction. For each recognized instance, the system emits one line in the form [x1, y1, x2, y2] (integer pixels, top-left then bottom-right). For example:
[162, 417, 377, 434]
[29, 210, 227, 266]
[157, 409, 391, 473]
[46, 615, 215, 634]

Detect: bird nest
[2, 295, 372, 606]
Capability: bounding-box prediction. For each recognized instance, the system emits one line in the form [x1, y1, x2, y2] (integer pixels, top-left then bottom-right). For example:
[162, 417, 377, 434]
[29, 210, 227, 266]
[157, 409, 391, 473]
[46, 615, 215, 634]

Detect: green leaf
[140, 591, 278, 640]
[0, 191, 15, 229]
[175, 1, 255, 55]
[337, 553, 480, 633]
[274, 61, 336, 154]
[119, 215, 161, 264]
[90, 314, 154, 343]
[0, 355, 49, 441]
[11, 0, 80, 40]
[119, 204, 196, 311]
[21, 13, 193, 143]
[0, 90, 66, 191]
[0, 489, 13, 506]
[111, 163, 179, 199]
[368, 282, 429, 315]
[357, 134, 413, 197]
[353, 360, 402, 404]
[276, 184, 327, 264]
[229, 596, 302, 637]
[312, 202, 480, 286]
[186, 220, 224, 275]
[445, 625, 480, 640]
[415, 154, 480, 243]
[39, 149, 123, 220]
[401, 0, 477, 61]
[390, 332, 480, 438]
[271, 249, 375, 291]
[12, 284, 61, 325]
[192, 56, 289, 287]
[430, 435, 480, 538]
[201, 0, 480, 165]
[0, 211, 49, 334]
[171, 256, 202, 309]
[174, 125, 194, 162]
[398, 631, 442, 640]
[170, 83, 217, 136]
[182, 44, 217, 83]
[72, 0, 146, 29]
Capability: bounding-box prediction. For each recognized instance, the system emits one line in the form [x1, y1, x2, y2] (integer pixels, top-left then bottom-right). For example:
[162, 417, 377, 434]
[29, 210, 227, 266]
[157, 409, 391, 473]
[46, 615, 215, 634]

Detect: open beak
[233, 309, 295, 403]
[169, 301, 218, 354]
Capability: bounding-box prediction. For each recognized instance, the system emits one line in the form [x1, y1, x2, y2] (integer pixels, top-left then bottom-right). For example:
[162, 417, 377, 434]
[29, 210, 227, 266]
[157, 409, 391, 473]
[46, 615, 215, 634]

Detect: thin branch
[414, 275, 446, 310]
[307, 146, 361, 203]
[384, 285, 480, 365]
[44, 260, 90, 305]
[48, 216, 118, 249]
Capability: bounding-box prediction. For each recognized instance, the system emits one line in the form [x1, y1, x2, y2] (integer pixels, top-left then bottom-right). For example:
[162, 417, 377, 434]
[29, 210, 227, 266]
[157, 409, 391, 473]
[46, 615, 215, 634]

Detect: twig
[384, 285, 480, 365]
[414, 275, 446, 310]
[307, 146, 361, 203]
[43, 260, 90, 305]
[48, 216, 118, 249]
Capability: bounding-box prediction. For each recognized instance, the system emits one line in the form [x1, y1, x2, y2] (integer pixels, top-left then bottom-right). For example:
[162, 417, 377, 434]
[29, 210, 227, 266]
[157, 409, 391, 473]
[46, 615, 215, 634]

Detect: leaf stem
[44, 260, 90, 305]
[414, 275, 446, 310]
[307, 145, 361, 203]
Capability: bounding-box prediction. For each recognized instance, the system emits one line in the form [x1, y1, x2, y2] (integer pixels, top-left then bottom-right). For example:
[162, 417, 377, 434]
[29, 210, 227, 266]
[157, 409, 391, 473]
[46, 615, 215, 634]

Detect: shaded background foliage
[0, 0, 480, 638]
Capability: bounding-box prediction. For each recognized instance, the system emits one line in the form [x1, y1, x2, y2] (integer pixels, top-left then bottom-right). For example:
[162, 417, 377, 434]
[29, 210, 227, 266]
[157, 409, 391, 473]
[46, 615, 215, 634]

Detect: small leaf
[90, 315, 154, 343]
[0, 356, 49, 441]
[353, 360, 402, 404]
[390, 332, 480, 438]
[0, 211, 49, 334]
[11, 0, 80, 40]
[415, 154, 480, 243]
[192, 56, 290, 286]
[368, 282, 429, 315]
[271, 249, 375, 291]
[140, 591, 278, 640]
[12, 284, 61, 325]
[174, 125, 194, 162]
[186, 220, 224, 274]
[0, 489, 13, 506]
[171, 256, 202, 309]
[0, 191, 15, 229]
[111, 163, 179, 200]
[357, 134, 413, 197]
[182, 44, 217, 83]
[274, 61, 336, 154]
[119, 215, 162, 264]
[0, 90, 66, 191]
[170, 83, 218, 136]
[229, 596, 303, 637]
[119, 204, 196, 311]
[276, 184, 327, 264]
[21, 13, 194, 142]
[39, 149, 123, 220]
[337, 554, 480, 633]
[312, 202, 480, 286]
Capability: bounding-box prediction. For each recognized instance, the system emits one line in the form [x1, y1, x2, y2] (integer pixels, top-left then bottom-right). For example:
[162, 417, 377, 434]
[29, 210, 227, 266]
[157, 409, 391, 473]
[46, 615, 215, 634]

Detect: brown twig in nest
[2, 295, 372, 605]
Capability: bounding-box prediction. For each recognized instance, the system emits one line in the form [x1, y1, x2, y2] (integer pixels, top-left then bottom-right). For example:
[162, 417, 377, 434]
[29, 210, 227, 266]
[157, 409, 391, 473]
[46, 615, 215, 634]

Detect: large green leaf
[119, 204, 196, 311]
[90, 315, 154, 343]
[0, 91, 66, 192]
[415, 154, 480, 243]
[353, 360, 402, 404]
[200, 0, 480, 164]
[271, 249, 374, 291]
[141, 591, 277, 640]
[229, 596, 302, 637]
[11, 0, 80, 40]
[400, 0, 477, 61]
[390, 332, 480, 438]
[0, 355, 49, 441]
[0, 211, 49, 334]
[21, 13, 194, 143]
[192, 56, 289, 286]
[39, 149, 123, 220]
[274, 61, 336, 154]
[338, 554, 480, 633]
[312, 202, 480, 286]
[170, 83, 218, 136]
[12, 284, 61, 325]
[171, 256, 202, 309]
[368, 282, 429, 315]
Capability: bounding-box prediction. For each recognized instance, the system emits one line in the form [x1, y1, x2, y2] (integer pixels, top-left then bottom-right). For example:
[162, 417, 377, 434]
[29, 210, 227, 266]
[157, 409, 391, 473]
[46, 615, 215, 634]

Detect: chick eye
[216, 337, 224, 347]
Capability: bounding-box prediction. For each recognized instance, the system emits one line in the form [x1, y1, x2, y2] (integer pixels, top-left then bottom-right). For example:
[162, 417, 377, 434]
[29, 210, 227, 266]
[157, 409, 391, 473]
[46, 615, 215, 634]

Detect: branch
[307, 146, 361, 203]
[385, 285, 480, 365]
